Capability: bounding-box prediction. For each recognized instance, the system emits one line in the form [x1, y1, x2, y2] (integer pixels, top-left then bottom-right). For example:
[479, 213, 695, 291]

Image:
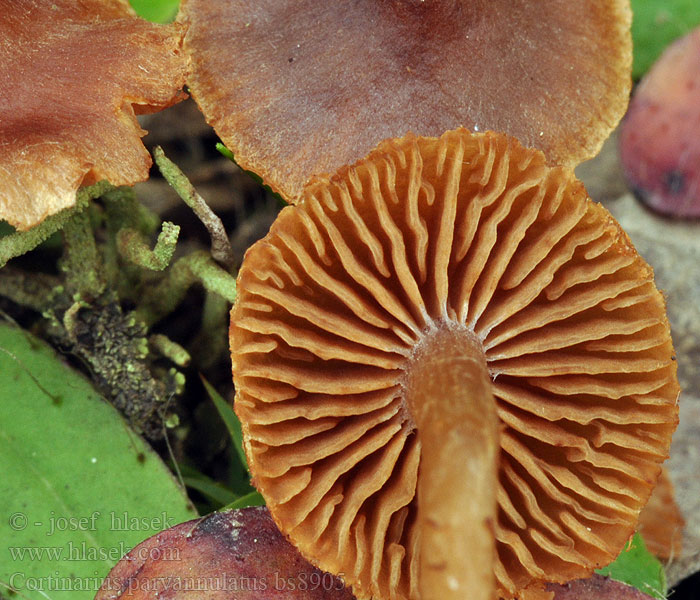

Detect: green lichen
[136, 250, 237, 327]
[0, 155, 238, 441]
[61, 210, 105, 299]
[154, 146, 235, 270]
[0, 181, 113, 268]
[59, 298, 174, 440]
[149, 333, 191, 367]
[117, 221, 180, 271]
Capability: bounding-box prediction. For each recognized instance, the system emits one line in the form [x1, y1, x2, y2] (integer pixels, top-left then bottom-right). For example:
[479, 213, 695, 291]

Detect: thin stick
[154, 146, 236, 271]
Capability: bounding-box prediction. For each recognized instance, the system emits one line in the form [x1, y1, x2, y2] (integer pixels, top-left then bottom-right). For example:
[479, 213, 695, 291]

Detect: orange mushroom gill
[230, 129, 679, 600]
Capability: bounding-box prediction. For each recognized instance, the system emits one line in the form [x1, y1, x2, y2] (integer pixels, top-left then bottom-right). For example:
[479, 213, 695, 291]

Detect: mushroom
[636, 467, 684, 560]
[230, 128, 679, 600]
[0, 0, 188, 230]
[182, 0, 632, 201]
[618, 26, 700, 218]
[96, 507, 355, 600]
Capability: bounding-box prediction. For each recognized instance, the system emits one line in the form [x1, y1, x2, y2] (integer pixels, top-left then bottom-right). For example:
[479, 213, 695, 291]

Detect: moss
[61, 298, 177, 440]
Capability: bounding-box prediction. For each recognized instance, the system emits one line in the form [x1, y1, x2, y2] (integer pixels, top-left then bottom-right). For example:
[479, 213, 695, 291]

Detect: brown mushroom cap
[183, 0, 631, 201]
[0, 0, 187, 230]
[230, 128, 679, 599]
[636, 467, 684, 560]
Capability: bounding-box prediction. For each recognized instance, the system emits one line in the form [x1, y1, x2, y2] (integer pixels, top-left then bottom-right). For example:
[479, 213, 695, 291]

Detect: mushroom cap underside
[230, 128, 679, 600]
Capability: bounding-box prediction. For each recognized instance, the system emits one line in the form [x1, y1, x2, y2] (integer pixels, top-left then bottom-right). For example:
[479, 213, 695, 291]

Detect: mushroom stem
[405, 323, 499, 600]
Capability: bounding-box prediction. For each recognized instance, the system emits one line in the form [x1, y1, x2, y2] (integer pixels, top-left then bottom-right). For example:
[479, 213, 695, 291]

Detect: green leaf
[631, 0, 700, 78]
[202, 376, 248, 470]
[179, 464, 238, 507]
[215, 142, 236, 162]
[182, 477, 236, 507]
[596, 533, 666, 599]
[214, 142, 287, 207]
[221, 491, 266, 511]
[0, 322, 195, 600]
[128, 0, 180, 23]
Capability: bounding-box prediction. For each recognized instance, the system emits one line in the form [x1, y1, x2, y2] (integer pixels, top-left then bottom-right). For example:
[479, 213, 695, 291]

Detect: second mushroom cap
[0, 0, 187, 230]
[182, 0, 632, 201]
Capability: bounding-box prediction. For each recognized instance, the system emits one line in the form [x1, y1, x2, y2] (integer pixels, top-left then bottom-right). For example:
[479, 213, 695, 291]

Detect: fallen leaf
[597, 534, 666, 599]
